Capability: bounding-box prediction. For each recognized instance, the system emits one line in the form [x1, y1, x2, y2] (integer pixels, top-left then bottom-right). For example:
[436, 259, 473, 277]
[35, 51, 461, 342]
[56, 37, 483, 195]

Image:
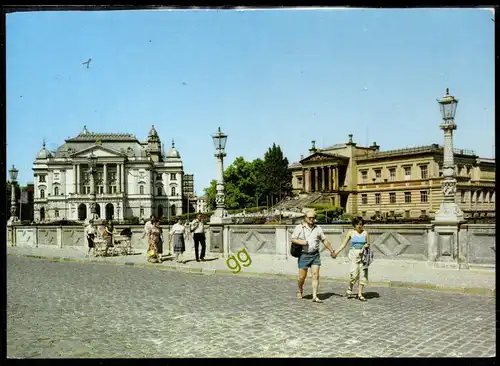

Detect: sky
[6, 7, 495, 195]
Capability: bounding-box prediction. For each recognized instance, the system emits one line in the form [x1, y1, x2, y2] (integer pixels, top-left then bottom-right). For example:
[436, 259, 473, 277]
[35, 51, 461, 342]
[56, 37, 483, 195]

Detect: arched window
[139, 185, 144, 195]
[171, 187, 176, 196]
[171, 204, 176, 217]
[40, 207, 45, 221]
[40, 189, 45, 199]
[54, 186, 59, 196]
[157, 187, 162, 196]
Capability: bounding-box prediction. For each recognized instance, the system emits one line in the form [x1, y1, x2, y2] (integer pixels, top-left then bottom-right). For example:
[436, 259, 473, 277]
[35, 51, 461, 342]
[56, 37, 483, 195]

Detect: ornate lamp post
[8, 165, 19, 225]
[210, 127, 232, 224]
[434, 88, 464, 223]
[87, 152, 98, 221]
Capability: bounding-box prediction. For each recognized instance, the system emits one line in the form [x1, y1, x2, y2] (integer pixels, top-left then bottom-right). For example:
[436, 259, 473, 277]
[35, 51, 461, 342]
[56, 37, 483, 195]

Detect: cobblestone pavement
[7, 256, 495, 358]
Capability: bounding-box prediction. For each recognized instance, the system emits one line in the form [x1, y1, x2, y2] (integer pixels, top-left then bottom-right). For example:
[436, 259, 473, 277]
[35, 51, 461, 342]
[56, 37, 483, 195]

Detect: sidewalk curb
[9, 253, 495, 296]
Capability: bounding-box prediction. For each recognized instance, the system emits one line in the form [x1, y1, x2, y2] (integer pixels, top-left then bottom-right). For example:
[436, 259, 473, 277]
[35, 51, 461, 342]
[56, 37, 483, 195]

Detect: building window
[420, 165, 428, 179]
[140, 208, 144, 217]
[171, 187, 177, 196]
[404, 192, 411, 203]
[420, 191, 428, 203]
[389, 210, 395, 216]
[156, 173, 162, 181]
[170, 173, 177, 180]
[361, 194, 367, 204]
[361, 171, 367, 184]
[55, 209, 59, 218]
[39, 175, 46, 183]
[405, 210, 410, 218]
[40, 189, 45, 199]
[361, 211, 366, 217]
[374, 170, 381, 183]
[389, 169, 396, 182]
[54, 186, 59, 196]
[139, 185, 144, 195]
[389, 192, 396, 203]
[420, 210, 426, 216]
[461, 191, 466, 203]
[111, 186, 117, 194]
[375, 193, 381, 204]
[404, 167, 411, 180]
[297, 177, 303, 185]
[157, 187, 162, 196]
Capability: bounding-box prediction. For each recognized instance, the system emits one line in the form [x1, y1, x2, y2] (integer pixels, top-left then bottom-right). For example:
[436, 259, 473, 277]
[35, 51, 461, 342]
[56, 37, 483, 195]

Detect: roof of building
[65, 125, 138, 142]
[166, 139, 181, 158]
[355, 144, 477, 161]
[35, 142, 53, 160]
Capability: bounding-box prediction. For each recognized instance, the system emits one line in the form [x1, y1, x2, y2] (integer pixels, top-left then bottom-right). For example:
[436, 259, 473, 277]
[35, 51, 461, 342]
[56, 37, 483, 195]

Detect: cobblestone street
[7, 256, 495, 358]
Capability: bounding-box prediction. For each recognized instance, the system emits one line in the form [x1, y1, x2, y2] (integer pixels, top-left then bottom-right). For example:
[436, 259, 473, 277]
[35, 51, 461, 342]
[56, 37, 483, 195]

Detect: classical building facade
[32, 126, 189, 222]
[289, 134, 495, 219]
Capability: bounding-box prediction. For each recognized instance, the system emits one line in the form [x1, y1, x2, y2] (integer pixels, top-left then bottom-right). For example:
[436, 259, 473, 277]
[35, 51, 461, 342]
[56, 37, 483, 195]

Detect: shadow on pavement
[303, 292, 344, 300]
[364, 291, 380, 299]
[182, 258, 219, 264]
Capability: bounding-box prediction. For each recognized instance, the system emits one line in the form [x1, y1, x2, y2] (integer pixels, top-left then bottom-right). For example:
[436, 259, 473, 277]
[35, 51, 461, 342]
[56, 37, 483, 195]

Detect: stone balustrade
[7, 223, 495, 269]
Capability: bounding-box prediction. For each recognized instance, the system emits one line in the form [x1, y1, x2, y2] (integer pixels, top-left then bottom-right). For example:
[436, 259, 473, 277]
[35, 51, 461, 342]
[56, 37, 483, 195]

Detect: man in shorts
[291, 210, 336, 303]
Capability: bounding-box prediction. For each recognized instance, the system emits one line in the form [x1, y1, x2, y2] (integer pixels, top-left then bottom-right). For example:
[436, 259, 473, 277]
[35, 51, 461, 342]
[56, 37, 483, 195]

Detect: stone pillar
[103, 163, 108, 194]
[304, 169, 310, 192]
[120, 164, 125, 193]
[302, 169, 306, 192]
[324, 166, 329, 191]
[76, 164, 80, 194]
[335, 166, 339, 190]
[329, 166, 334, 191]
[73, 164, 77, 194]
[315, 167, 319, 193]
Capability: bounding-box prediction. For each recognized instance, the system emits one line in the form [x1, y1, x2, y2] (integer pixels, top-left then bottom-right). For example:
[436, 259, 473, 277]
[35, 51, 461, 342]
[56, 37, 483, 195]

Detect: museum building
[289, 134, 495, 219]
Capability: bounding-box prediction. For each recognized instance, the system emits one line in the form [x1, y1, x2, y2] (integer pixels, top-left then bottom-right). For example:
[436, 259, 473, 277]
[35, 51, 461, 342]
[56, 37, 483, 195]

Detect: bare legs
[297, 266, 322, 302]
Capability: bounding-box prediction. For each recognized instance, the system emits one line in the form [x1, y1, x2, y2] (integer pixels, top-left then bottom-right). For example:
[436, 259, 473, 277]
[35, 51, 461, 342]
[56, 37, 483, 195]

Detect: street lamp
[210, 127, 232, 224]
[87, 152, 98, 221]
[434, 88, 464, 223]
[8, 165, 19, 224]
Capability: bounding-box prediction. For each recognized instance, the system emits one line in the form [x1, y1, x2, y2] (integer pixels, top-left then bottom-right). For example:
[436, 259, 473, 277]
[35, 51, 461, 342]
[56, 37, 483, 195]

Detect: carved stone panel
[210, 226, 223, 253]
[16, 228, 36, 247]
[468, 231, 495, 265]
[38, 228, 58, 246]
[370, 231, 427, 260]
[62, 228, 84, 247]
[230, 228, 276, 254]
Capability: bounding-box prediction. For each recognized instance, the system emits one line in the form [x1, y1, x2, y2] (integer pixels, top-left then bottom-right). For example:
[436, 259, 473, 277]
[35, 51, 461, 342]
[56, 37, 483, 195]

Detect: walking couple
[291, 211, 373, 303]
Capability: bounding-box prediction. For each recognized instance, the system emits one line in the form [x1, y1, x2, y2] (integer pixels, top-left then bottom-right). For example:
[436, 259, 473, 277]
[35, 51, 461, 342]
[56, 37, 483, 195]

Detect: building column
[314, 167, 319, 192]
[103, 163, 108, 194]
[323, 166, 329, 192]
[76, 164, 80, 194]
[120, 164, 125, 193]
[329, 166, 334, 191]
[73, 164, 77, 194]
[335, 166, 339, 190]
[301, 169, 306, 192]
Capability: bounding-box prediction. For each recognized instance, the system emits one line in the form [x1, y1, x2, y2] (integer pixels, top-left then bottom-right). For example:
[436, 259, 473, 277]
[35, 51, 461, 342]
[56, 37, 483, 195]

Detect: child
[334, 216, 372, 301]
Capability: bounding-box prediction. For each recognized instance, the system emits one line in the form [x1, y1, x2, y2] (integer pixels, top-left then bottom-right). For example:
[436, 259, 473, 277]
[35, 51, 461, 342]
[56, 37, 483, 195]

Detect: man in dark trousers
[190, 214, 206, 262]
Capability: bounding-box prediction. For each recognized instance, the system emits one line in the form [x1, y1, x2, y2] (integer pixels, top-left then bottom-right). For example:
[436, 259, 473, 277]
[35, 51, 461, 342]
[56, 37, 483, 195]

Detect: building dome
[148, 125, 159, 139]
[35, 141, 52, 160]
[166, 139, 180, 158]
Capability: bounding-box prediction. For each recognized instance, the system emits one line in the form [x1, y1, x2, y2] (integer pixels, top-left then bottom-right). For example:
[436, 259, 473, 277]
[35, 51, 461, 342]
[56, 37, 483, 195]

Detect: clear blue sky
[6, 8, 495, 194]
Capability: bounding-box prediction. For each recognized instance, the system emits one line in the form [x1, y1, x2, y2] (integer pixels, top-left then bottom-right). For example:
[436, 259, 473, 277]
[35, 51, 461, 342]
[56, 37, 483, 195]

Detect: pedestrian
[190, 213, 206, 262]
[142, 215, 154, 251]
[291, 209, 336, 303]
[147, 218, 163, 263]
[98, 220, 113, 256]
[169, 218, 186, 263]
[84, 220, 96, 256]
[334, 216, 371, 301]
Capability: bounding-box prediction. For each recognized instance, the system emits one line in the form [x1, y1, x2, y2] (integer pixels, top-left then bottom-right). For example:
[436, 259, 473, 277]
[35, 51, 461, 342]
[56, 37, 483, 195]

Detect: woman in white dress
[169, 218, 186, 263]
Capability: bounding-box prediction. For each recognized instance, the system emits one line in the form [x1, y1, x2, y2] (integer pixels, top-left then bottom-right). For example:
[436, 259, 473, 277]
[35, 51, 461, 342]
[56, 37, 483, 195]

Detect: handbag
[290, 243, 302, 258]
[290, 227, 306, 258]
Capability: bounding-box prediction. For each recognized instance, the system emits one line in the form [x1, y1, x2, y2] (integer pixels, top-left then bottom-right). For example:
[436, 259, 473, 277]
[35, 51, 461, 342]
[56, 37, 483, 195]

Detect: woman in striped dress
[169, 218, 186, 263]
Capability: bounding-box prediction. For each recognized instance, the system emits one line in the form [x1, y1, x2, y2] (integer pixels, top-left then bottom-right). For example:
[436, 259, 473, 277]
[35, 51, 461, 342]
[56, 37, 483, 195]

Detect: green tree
[258, 143, 292, 204]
